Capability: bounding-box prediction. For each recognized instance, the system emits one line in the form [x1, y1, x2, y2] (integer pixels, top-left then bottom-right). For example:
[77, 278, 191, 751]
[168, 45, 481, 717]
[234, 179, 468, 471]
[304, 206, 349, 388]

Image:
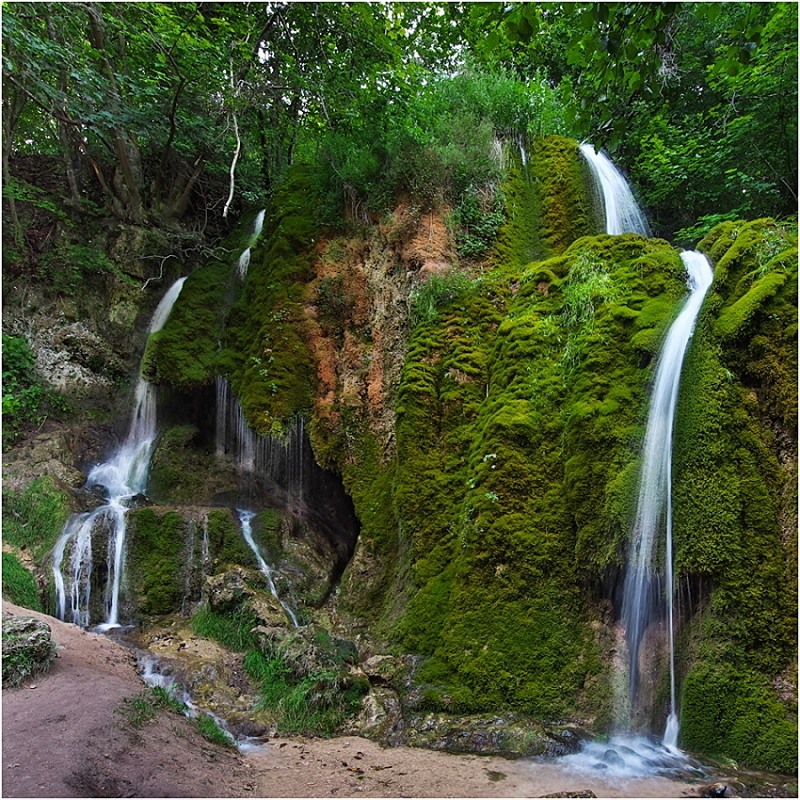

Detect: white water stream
[52, 277, 186, 629]
[621, 250, 713, 743]
[237, 509, 299, 627]
[579, 143, 651, 236]
[236, 209, 266, 280]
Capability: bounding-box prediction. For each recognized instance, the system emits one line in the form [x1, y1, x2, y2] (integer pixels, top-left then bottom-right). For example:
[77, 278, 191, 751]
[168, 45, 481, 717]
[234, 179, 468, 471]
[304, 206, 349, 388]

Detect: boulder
[2, 614, 58, 687]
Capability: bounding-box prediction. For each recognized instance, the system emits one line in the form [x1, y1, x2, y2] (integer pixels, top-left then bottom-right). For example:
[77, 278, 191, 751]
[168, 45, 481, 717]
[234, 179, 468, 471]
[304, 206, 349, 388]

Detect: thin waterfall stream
[622, 250, 714, 744]
[236, 208, 266, 280]
[52, 277, 186, 629]
[236, 509, 299, 627]
[566, 147, 714, 778]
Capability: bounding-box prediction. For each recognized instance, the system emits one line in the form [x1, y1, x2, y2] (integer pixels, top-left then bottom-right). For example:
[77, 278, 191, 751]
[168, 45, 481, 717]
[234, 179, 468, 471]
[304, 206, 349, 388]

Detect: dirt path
[2, 602, 701, 798]
[2, 602, 256, 798]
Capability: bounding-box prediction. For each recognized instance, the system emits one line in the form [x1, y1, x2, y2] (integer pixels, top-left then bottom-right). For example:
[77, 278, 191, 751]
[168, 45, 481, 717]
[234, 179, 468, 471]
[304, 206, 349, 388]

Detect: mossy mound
[140, 211, 265, 389]
[340, 233, 686, 723]
[221, 169, 318, 435]
[673, 218, 797, 773]
[496, 136, 600, 267]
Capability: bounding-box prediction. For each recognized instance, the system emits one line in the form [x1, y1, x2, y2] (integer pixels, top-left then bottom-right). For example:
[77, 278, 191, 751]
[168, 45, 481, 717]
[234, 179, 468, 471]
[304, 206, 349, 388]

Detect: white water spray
[53, 277, 186, 628]
[579, 143, 651, 237]
[236, 209, 266, 280]
[236, 509, 299, 627]
[622, 250, 713, 742]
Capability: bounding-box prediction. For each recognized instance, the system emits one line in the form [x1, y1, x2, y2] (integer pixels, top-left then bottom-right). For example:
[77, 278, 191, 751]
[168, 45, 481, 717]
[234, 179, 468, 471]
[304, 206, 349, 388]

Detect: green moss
[351, 233, 687, 719]
[221, 169, 318, 434]
[206, 508, 257, 573]
[141, 210, 265, 389]
[127, 509, 186, 615]
[148, 424, 236, 505]
[670, 218, 797, 772]
[681, 662, 797, 774]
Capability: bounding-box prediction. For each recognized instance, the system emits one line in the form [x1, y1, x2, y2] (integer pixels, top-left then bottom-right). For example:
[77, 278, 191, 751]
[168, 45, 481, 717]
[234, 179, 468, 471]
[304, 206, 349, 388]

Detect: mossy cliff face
[672, 219, 797, 773]
[335, 233, 687, 723]
[496, 136, 600, 267]
[32, 133, 793, 770]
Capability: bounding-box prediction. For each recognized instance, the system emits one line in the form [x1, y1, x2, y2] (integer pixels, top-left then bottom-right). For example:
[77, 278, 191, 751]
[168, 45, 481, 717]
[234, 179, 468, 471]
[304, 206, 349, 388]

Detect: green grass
[243, 648, 367, 736]
[1, 553, 42, 611]
[191, 605, 260, 652]
[116, 686, 235, 748]
[2, 476, 69, 557]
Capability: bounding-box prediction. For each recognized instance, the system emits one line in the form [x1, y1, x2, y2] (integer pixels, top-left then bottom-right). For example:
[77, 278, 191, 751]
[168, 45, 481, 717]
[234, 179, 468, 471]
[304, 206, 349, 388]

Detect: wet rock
[539, 792, 597, 798]
[230, 719, 269, 739]
[205, 567, 289, 627]
[362, 654, 402, 685]
[403, 712, 588, 758]
[545, 728, 584, 757]
[698, 783, 729, 797]
[2, 615, 58, 687]
[122, 493, 151, 508]
[347, 687, 405, 744]
[602, 748, 625, 767]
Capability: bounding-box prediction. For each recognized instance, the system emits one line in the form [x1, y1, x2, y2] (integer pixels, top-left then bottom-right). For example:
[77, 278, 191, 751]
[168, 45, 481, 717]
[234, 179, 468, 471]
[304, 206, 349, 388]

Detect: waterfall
[579, 143, 651, 237]
[215, 376, 307, 512]
[236, 208, 266, 280]
[236, 509, 299, 627]
[621, 250, 713, 742]
[53, 277, 186, 628]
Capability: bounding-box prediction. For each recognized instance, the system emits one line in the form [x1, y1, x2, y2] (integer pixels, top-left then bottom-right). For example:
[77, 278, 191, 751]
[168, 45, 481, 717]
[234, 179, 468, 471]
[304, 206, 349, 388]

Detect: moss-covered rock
[496, 136, 600, 266]
[673, 218, 797, 771]
[2, 614, 57, 687]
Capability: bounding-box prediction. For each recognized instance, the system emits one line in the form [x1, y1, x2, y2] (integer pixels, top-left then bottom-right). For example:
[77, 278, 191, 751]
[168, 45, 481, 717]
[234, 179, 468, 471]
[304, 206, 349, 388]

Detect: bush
[2, 475, 69, 557]
[2, 335, 69, 449]
[243, 628, 367, 736]
[409, 271, 476, 328]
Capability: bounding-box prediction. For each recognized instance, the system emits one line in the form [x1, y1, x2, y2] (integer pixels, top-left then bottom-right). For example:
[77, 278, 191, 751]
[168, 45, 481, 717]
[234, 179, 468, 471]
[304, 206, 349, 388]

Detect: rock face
[2, 614, 57, 687]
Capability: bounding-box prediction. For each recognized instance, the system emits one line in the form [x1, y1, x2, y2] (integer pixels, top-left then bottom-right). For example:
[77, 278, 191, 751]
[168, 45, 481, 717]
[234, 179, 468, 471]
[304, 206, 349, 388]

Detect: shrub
[2, 335, 69, 449]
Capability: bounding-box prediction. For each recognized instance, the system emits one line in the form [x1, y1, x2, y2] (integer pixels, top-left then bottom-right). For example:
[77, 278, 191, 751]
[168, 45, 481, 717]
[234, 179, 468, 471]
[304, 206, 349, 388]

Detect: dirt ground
[2, 602, 700, 799]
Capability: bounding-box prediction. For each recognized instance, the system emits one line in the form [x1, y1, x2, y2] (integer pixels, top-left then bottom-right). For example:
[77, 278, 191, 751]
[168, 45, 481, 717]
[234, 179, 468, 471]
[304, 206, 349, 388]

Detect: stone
[602, 748, 625, 767]
[361, 654, 402, 685]
[2, 615, 58, 688]
[698, 784, 729, 798]
[539, 792, 597, 798]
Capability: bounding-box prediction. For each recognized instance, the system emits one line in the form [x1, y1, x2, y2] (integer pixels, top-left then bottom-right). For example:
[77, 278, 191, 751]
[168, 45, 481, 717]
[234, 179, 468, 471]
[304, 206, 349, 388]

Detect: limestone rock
[2, 614, 58, 687]
[362, 654, 402, 685]
[347, 687, 405, 744]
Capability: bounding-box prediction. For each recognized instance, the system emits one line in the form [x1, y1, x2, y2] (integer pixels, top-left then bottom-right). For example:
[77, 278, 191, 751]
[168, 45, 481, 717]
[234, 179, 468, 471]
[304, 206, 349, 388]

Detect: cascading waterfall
[236, 208, 266, 280]
[52, 277, 186, 628]
[236, 509, 299, 627]
[579, 143, 651, 237]
[621, 250, 714, 743]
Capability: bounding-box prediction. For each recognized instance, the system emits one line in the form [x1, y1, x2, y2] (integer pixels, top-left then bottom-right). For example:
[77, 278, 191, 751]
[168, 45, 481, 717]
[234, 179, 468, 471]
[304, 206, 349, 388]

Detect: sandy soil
[245, 735, 700, 798]
[2, 602, 700, 799]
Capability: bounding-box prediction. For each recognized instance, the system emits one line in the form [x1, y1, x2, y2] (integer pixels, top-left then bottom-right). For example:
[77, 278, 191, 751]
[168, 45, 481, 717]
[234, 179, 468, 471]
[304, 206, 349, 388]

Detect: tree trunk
[85, 3, 145, 222]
